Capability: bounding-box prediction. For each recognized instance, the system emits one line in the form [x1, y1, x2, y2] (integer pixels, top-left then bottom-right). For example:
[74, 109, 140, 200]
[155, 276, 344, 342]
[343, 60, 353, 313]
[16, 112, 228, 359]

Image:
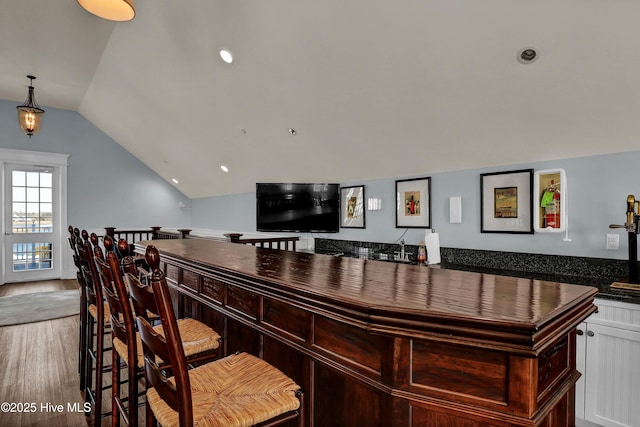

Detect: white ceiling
[2, 0, 640, 198]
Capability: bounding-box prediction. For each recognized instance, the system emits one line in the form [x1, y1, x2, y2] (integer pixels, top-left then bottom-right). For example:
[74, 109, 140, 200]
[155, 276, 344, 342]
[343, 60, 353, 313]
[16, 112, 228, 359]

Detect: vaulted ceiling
[2, 0, 640, 198]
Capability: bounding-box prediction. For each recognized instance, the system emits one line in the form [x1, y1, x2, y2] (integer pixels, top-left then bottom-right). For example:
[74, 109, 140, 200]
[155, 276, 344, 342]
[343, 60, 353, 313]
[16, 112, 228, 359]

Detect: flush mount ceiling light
[220, 165, 229, 173]
[517, 47, 538, 64]
[219, 49, 233, 64]
[16, 75, 45, 138]
[77, 0, 135, 22]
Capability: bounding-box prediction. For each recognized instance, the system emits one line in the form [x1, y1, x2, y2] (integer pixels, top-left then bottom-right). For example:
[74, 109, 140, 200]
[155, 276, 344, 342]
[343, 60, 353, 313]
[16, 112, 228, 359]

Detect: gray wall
[0, 99, 190, 231]
[3, 98, 634, 261]
[191, 152, 638, 261]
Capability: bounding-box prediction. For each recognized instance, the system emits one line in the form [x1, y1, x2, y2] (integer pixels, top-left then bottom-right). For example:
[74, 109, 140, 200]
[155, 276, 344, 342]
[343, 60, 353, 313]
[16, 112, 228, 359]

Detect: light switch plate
[606, 234, 620, 250]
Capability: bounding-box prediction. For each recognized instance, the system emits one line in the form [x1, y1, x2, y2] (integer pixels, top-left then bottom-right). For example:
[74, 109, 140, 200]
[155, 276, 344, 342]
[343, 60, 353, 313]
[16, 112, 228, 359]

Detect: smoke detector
[517, 47, 538, 64]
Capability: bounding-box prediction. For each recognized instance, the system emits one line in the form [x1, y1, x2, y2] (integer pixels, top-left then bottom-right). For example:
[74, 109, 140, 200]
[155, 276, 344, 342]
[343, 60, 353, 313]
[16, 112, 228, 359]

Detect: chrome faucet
[400, 239, 405, 260]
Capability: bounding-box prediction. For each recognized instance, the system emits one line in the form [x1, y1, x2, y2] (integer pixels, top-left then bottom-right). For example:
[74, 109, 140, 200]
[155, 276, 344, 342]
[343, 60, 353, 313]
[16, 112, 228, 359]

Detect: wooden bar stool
[96, 236, 142, 427]
[78, 231, 112, 424]
[68, 226, 88, 392]
[97, 237, 222, 427]
[133, 245, 304, 427]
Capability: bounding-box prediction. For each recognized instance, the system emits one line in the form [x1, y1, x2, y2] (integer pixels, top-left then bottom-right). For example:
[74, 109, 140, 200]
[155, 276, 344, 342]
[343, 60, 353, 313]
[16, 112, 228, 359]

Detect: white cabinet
[576, 299, 640, 427]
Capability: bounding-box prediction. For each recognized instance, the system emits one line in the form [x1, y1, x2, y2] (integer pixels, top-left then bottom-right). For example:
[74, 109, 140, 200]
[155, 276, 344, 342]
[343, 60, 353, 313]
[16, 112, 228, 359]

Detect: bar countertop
[436, 262, 640, 305]
[314, 249, 640, 305]
[139, 238, 598, 353]
[137, 238, 600, 426]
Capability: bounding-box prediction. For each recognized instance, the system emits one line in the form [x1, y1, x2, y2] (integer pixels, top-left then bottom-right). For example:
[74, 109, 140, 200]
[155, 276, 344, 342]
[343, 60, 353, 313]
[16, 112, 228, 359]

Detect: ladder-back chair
[132, 245, 304, 427]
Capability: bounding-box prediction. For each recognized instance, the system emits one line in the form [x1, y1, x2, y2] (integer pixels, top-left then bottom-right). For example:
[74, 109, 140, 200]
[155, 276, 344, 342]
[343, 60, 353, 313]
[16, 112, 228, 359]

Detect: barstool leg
[84, 316, 94, 416]
[145, 399, 155, 427]
[127, 360, 138, 426]
[94, 321, 104, 424]
[79, 278, 87, 391]
[111, 347, 120, 427]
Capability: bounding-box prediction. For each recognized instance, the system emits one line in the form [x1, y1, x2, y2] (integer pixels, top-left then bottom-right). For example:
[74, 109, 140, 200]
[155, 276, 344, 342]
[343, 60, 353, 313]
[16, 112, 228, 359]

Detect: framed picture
[340, 185, 366, 228]
[395, 177, 431, 228]
[480, 169, 533, 234]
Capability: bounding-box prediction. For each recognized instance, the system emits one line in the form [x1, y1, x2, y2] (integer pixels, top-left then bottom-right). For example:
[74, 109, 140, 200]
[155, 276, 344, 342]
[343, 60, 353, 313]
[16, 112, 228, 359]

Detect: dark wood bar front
[135, 239, 598, 427]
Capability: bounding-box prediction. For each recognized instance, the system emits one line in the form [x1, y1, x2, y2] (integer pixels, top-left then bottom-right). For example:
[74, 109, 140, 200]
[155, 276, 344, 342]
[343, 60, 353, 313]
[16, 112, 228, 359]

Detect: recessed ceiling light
[220, 165, 229, 173]
[219, 49, 233, 64]
[288, 128, 297, 135]
[171, 178, 179, 184]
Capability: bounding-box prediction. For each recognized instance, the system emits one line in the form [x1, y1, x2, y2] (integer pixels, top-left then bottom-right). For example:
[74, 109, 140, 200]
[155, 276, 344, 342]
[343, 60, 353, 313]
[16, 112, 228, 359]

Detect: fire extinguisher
[542, 181, 561, 228]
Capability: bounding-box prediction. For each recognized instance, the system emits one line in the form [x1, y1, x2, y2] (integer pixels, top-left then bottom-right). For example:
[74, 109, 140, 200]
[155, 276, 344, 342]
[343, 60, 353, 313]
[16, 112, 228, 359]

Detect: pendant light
[16, 75, 45, 138]
[77, 0, 135, 22]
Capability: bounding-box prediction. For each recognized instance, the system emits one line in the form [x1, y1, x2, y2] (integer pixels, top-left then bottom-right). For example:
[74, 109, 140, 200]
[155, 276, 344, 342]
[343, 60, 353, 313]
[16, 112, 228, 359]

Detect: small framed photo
[395, 177, 431, 228]
[340, 185, 365, 228]
[480, 169, 533, 234]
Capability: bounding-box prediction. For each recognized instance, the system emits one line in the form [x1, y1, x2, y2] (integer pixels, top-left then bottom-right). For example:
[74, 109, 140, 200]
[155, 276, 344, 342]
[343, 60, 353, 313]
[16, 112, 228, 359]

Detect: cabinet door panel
[584, 323, 640, 427]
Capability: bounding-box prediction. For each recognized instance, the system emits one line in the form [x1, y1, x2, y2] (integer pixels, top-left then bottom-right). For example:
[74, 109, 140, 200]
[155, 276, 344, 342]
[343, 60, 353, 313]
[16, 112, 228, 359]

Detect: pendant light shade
[77, 0, 135, 22]
[16, 75, 45, 138]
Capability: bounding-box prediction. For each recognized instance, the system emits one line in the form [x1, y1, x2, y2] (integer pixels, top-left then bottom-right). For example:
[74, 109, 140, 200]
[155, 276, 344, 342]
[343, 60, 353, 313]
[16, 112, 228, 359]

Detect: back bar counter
[135, 239, 598, 427]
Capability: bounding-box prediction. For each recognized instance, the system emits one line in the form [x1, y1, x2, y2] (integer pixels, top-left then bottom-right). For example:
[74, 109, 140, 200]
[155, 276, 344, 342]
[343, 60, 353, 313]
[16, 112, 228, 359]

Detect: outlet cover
[606, 234, 620, 250]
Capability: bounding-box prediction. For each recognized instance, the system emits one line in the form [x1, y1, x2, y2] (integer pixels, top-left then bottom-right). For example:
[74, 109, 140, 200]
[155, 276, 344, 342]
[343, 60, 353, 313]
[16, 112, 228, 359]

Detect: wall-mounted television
[256, 183, 340, 233]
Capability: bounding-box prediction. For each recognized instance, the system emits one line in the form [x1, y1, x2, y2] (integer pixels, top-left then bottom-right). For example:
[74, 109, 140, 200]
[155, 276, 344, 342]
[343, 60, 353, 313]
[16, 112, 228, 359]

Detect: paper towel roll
[425, 231, 441, 265]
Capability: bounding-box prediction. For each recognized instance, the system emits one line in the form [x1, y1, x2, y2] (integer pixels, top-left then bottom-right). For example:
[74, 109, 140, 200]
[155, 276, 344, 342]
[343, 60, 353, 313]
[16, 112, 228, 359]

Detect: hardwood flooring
[0, 278, 79, 297]
[0, 279, 140, 427]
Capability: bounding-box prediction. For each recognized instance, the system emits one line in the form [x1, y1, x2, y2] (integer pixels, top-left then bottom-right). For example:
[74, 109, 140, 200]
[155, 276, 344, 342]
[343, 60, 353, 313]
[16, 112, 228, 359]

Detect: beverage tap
[609, 195, 640, 283]
[609, 195, 639, 232]
[628, 195, 636, 230]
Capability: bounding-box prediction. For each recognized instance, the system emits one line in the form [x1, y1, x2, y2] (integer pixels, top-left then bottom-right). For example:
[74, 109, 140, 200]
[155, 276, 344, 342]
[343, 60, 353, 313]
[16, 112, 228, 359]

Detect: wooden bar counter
[135, 239, 597, 427]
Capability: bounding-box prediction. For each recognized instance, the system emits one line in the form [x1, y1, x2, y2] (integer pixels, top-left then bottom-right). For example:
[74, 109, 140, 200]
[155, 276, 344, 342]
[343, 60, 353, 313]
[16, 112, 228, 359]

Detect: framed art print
[340, 185, 365, 228]
[395, 177, 431, 228]
[480, 169, 533, 234]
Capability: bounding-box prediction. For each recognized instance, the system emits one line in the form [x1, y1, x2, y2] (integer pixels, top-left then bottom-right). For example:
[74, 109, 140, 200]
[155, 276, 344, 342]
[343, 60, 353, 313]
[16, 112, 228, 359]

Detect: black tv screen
[256, 183, 340, 233]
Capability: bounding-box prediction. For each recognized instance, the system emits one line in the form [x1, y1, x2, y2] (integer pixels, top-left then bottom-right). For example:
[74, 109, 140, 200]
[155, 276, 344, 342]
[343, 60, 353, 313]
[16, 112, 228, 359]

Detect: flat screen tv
[256, 183, 340, 233]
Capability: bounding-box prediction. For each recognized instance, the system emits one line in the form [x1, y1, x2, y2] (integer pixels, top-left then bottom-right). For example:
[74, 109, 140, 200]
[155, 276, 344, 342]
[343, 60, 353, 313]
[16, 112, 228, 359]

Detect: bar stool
[78, 231, 112, 424]
[133, 245, 304, 427]
[96, 236, 142, 427]
[68, 226, 88, 392]
[97, 237, 222, 427]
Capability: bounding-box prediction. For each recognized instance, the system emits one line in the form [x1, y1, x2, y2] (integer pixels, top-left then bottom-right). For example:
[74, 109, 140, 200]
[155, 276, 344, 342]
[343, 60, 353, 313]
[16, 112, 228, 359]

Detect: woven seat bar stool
[68, 226, 88, 392]
[97, 237, 222, 427]
[96, 235, 144, 427]
[133, 245, 304, 427]
[120, 240, 222, 370]
[79, 230, 113, 423]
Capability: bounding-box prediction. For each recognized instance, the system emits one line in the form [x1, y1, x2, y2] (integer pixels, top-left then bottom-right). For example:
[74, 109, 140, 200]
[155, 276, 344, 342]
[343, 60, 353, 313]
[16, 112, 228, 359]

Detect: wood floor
[0, 279, 139, 427]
